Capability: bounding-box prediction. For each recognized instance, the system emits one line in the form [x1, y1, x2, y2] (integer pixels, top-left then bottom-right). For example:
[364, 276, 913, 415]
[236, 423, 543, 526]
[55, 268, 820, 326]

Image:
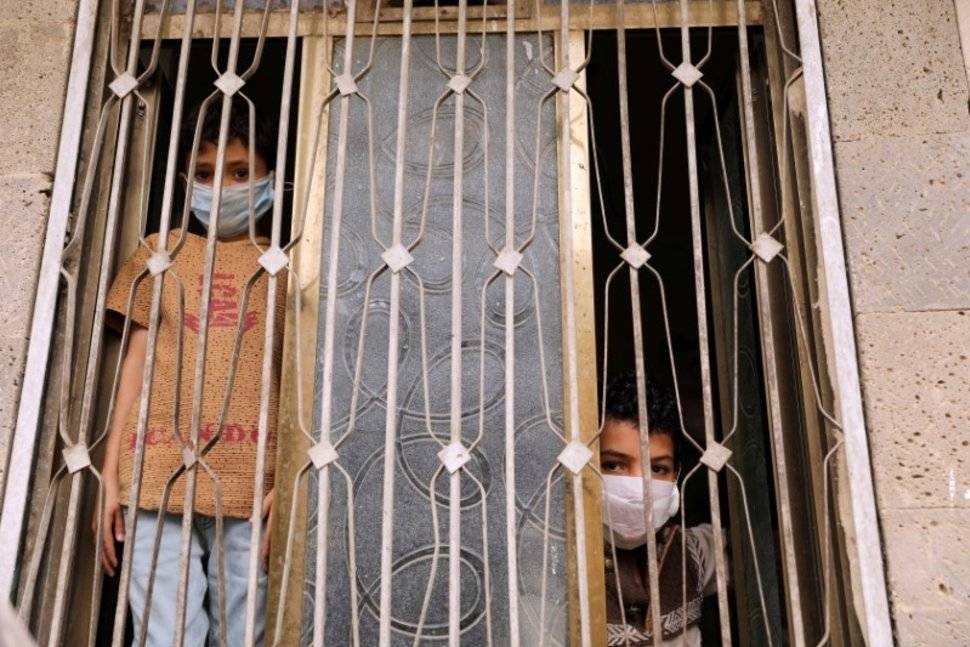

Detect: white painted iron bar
[735, 2, 806, 643]
[50, 2, 180, 640]
[676, 1, 732, 642]
[378, 0, 415, 641]
[309, 0, 364, 641]
[242, 3, 301, 642]
[502, 0, 521, 640]
[172, 0, 252, 642]
[614, 0, 663, 642]
[0, 0, 100, 599]
[791, 2, 892, 641]
[447, 0, 469, 643]
[110, 3, 191, 644]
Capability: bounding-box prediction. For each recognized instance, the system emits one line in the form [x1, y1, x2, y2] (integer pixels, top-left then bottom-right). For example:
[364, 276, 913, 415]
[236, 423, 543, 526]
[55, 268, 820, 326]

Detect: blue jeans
[127, 509, 267, 646]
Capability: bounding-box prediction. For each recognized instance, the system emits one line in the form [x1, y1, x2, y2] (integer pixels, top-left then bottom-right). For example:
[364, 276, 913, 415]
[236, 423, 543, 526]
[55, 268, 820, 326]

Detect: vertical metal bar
[108, 5, 199, 646]
[792, 2, 893, 642]
[51, 2, 177, 642]
[0, 0, 100, 599]
[448, 1, 469, 645]
[379, 1, 415, 643]
[172, 1, 249, 643]
[677, 1, 732, 643]
[309, 0, 363, 643]
[614, 0, 662, 642]
[502, 0, 520, 642]
[556, 5, 593, 646]
[270, 34, 334, 642]
[734, 2, 806, 644]
[242, 0, 301, 644]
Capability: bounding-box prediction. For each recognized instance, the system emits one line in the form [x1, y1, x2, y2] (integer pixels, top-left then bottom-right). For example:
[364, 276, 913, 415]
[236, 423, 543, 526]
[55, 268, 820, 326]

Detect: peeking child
[600, 371, 720, 646]
[96, 101, 284, 646]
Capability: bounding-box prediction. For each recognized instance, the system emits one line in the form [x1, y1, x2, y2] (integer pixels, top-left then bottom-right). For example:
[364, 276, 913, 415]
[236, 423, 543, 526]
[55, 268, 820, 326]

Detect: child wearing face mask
[600, 371, 721, 646]
[95, 101, 284, 646]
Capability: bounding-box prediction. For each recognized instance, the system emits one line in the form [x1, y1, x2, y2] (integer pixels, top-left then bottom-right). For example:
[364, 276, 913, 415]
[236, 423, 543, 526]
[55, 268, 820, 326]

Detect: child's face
[188, 138, 268, 187]
[600, 418, 677, 481]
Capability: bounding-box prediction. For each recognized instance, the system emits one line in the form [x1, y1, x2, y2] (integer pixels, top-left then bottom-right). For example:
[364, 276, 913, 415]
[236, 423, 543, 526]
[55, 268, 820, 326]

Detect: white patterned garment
[606, 524, 721, 647]
[607, 623, 701, 647]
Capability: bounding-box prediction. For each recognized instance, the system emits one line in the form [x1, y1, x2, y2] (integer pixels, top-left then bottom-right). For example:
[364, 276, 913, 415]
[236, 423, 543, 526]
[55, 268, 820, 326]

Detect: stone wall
[817, 0, 970, 643]
[0, 2, 76, 484]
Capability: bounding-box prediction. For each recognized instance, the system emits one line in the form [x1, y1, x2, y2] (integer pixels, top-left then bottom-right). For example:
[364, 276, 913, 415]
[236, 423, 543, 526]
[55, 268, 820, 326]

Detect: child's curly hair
[178, 100, 277, 172]
[604, 371, 682, 465]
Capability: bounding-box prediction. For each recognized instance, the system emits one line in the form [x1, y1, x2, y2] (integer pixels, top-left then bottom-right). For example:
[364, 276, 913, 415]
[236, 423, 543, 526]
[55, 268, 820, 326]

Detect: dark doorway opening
[586, 27, 787, 646]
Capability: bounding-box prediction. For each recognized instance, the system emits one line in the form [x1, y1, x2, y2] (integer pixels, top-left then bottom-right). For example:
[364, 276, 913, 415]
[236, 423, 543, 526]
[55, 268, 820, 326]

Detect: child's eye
[601, 461, 624, 473]
[651, 465, 670, 476]
[233, 168, 250, 180]
[194, 170, 212, 181]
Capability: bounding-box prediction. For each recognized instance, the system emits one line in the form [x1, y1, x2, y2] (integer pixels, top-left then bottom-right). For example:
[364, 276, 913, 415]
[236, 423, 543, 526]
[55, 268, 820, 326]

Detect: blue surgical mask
[190, 171, 275, 238]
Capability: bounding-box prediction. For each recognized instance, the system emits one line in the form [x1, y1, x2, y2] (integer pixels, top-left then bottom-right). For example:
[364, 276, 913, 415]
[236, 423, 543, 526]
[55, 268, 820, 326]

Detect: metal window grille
[0, 1, 893, 646]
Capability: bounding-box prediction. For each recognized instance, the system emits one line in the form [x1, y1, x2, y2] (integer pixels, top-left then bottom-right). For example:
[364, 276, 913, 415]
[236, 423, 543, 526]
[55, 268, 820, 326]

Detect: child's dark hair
[179, 100, 276, 172]
[605, 371, 682, 465]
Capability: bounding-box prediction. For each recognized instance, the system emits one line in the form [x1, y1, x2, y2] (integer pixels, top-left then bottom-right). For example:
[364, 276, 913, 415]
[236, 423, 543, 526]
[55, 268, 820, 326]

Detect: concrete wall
[816, 0, 970, 643]
[0, 2, 76, 483]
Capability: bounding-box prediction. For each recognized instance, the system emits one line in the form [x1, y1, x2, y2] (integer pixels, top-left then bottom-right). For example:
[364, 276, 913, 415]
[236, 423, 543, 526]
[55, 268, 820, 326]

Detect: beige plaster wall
[0, 2, 77, 483]
[816, 0, 970, 643]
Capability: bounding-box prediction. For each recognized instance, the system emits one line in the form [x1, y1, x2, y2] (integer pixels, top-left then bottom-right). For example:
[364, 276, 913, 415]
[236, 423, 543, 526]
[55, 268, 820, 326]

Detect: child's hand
[260, 488, 275, 573]
[94, 478, 125, 577]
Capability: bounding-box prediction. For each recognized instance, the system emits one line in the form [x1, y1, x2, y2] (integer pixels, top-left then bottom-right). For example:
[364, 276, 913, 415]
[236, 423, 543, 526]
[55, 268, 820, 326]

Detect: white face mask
[190, 171, 275, 239]
[601, 475, 680, 549]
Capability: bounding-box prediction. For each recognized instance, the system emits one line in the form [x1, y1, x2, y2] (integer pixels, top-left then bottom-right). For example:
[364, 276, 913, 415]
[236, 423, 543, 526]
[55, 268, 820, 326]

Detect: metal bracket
[146, 251, 172, 276]
[108, 72, 138, 98]
[672, 62, 703, 88]
[552, 68, 579, 93]
[447, 74, 471, 95]
[438, 441, 471, 474]
[493, 248, 523, 276]
[334, 73, 359, 97]
[557, 441, 593, 474]
[308, 441, 339, 470]
[258, 246, 289, 276]
[750, 232, 783, 263]
[620, 245, 651, 269]
[214, 72, 245, 96]
[62, 443, 91, 474]
[699, 442, 732, 472]
[381, 244, 414, 273]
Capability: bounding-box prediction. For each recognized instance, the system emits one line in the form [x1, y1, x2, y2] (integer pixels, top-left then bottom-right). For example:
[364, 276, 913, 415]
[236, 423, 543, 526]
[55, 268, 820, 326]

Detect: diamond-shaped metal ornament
[215, 72, 245, 96]
[447, 74, 471, 95]
[699, 442, 732, 472]
[493, 247, 523, 276]
[109, 72, 139, 99]
[672, 62, 703, 88]
[334, 73, 358, 97]
[750, 232, 784, 263]
[62, 443, 91, 474]
[557, 441, 593, 474]
[146, 251, 172, 276]
[438, 441, 471, 474]
[259, 246, 289, 276]
[620, 245, 651, 269]
[552, 68, 580, 92]
[308, 441, 339, 469]
[182, 448, 198, 469]
[381, 244, 414, 273]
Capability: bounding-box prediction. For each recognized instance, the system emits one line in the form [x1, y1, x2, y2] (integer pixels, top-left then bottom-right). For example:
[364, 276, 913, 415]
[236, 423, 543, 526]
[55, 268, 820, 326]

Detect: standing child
[97, 101, 284, 646]
[599, 371, 721, 646]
